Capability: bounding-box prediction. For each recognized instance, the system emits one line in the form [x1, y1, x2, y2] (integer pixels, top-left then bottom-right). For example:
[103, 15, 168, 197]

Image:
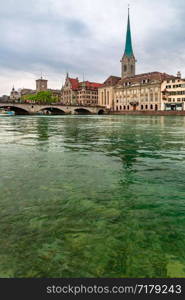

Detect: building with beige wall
[61, 73, 102, 106]
[161, 75, 185, 111]
[10, 87, 20, 101]
[98, 76, 121, 110]
[98, 8, 177, 112]
[114, 72, 175, 112]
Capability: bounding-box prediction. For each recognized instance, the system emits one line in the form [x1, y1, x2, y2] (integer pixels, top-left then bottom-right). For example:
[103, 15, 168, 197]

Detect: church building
[98, 8, 176, 112]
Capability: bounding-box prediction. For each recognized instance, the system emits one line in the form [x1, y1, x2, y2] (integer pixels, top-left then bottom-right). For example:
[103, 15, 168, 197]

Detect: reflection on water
[0, 115, 185, 277]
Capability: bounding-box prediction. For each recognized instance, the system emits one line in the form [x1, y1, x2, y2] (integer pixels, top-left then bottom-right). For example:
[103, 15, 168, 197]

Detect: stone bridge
[0, 103, 108, 115]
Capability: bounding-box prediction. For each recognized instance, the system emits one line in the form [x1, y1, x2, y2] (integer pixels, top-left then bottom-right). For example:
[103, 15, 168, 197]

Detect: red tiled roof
[68, 78, 79, 90]
[68, 78, 102, 90]
[80, 81, 103, 88]
[68, 78, 103, 90]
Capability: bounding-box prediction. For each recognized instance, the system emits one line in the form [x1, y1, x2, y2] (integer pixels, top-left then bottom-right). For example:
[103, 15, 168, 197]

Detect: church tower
[36, 76, 48, 92]
[121, 7, 136, 78]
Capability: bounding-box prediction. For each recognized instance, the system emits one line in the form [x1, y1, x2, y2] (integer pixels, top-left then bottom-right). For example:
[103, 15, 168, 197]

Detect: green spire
[124, 7, 134, 57]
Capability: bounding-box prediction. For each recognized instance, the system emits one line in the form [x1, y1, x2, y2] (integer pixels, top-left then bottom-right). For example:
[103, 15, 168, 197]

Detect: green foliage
[22, 91, 58, 104]
[166, 256, 185, 277]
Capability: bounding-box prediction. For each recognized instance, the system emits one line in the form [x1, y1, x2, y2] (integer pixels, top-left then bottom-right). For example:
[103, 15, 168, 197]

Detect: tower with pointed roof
[121, 7, 136, 78]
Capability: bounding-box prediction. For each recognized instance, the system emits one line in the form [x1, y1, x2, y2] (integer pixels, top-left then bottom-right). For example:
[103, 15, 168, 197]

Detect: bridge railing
[0, 101, 106, 108]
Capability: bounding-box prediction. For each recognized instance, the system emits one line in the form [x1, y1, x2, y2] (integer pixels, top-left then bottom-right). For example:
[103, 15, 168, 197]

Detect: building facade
[98, 76, 121, 110]
[10, 87, 20, 101]
[161, 75, 185, 111]
[114, 72, 175, 112]
[61, 73, 103, 105]
[98, 8, 177, 112]
[48, 89, 61, 101]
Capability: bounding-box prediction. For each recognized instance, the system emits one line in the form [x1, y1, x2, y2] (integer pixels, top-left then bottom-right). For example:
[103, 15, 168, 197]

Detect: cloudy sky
[0, 0, 185, 95]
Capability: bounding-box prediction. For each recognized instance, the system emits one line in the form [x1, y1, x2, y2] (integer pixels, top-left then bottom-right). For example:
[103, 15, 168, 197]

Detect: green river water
[0, 115, 185, 278]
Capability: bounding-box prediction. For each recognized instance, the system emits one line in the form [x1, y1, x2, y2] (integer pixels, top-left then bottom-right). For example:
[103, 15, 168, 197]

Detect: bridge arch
[0, 105, 29, 115]
[98, 109, 105, 115]
[74, 108, 91, 115]
[37, 107, 66, 115]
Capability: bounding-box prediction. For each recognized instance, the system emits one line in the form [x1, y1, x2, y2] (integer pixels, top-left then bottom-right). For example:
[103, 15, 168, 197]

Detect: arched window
[120, 106, 122, 110]
[150, 104, 153, 109]
[107, 91, 109, 105]
[145, 105, 148, 109]
[124, 105, 126, 110]
[124, 65, 127, 72]
[141, 105, 143, 110]
[127, 105, 129, 110]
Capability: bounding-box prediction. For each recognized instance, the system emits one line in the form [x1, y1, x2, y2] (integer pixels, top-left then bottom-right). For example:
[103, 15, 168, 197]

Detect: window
[150, 104, 153, 109]
[141, 105, 143, 110]
[124, 65, 127, 72]
[145, 105, 148, 109]
[107, 91, 109, 105]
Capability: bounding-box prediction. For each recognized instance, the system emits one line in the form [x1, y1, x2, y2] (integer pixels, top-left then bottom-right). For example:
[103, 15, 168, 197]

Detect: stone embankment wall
[112, 111, 185, 116]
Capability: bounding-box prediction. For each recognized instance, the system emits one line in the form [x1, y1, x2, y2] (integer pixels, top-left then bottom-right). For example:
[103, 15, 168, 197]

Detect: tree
[22, 91, 58, 104]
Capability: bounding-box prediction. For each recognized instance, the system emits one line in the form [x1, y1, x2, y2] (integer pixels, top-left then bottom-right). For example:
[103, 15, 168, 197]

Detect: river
[0, 115, 185, 277]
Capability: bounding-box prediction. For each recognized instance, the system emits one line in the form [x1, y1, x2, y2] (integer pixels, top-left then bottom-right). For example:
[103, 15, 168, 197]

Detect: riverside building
[10, 86, 20, 101]
[161, 74, 185, 111]
[98, 8, 176, 112]
[61, 73, 103, 105]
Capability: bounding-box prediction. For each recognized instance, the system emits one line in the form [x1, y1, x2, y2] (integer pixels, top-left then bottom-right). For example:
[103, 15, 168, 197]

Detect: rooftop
[118, 72, 176, 85]
[68, 77, 103, 90]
